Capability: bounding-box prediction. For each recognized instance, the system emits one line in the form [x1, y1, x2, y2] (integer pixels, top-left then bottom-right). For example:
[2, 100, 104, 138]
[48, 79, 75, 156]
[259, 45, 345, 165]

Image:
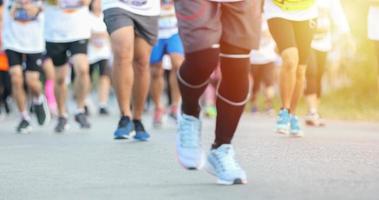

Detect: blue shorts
[150, 33, 184, 64]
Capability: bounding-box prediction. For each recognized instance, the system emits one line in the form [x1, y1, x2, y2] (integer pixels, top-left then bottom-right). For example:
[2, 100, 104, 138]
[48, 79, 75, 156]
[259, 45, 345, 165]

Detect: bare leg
[169, 53, 184, 107]
[10, 66, 27, 113]
[110, 27, 135, 117]
[279, 47, 299, 110]
[71, 54, 91, 110]
[54, 64, 69, 116]
[289, 64, 307, 114]
[132, 36, 152, 120]
[150, 62, 164, 110]
[25, 71, 42, 98]
[98, 75, 111, 106]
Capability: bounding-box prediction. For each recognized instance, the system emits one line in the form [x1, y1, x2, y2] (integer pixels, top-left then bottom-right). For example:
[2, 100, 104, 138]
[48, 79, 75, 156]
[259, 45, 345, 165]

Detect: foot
[133, 120, 150, 141]
[176, 114, 204, 170]
[206, 144, 247, 185]
[250, 106, 258, 114]
[84, 105, 90, 116]
[169, 105, 178, 121]
[204, 105, 217, 118]
[276, 109, 290, 135]
[75, 113, 91, 129]
[290, 115, 304, 137]
[114, 116, 133, 139]
[16, 119, 32, 134]
[153, 107, 164, 128]
[32, 97, 51, 126]
[99, 107, 110, 116]
[265, 107, 276, 117]
[305, 112, 325, 127]
[55, 116, 69, 133]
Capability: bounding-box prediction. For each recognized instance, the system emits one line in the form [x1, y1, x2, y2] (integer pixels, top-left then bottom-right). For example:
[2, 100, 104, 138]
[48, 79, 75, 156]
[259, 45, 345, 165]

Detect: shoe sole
[276, 128, 289, 135]
[41, 97, 51, 126]
[17, 126, 32, 134]
[55, 124, 70, 133]
[175, 147, 205, 171]
[205, 161, 247, 185]
[289, 131, 304, 138]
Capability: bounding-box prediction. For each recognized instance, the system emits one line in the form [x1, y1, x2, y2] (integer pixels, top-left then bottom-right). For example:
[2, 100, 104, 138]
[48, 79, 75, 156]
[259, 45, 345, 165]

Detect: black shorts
[46, 40, 89, 67]
[89, 59, 111, 79]
[268, 18, 315, 65]
[5, 50, 42, 72]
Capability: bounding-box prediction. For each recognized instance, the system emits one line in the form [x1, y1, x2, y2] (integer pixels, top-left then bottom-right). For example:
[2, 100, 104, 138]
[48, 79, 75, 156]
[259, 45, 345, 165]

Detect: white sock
[76, 107, 85, 114]
[20, 111, 31, 121]
[32, 95, 44, 105]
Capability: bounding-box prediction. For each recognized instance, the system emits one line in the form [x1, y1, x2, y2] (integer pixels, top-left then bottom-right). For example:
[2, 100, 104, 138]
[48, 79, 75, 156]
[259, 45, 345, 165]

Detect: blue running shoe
[276, 109, 290, 135]
[133, 120, 150, 141]
[114, 116, 133, 140]
[206, 144, 247, 185]
[290, 115, 304, 137]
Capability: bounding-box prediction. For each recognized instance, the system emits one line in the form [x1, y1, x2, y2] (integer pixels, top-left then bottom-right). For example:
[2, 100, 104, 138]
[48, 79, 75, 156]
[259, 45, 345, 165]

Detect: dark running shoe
[16, 119, 32, 134]
[32, 97, 51, 126]
[75, 113, 91, 129]
[133, 120, 150, 142]
[99, 107, 110, 116]
[114, 116, 133, 139]
[55, 116, 68, 133]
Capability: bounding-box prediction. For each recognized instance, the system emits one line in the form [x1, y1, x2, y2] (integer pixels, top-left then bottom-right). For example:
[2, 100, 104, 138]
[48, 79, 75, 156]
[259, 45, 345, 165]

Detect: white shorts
[368, 6, 379, 41]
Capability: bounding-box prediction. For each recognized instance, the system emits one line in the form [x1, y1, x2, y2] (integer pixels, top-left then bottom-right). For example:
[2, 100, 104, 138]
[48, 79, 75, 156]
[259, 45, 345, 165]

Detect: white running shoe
[206, 144, 247, 185]
[176, 114, 204, 170]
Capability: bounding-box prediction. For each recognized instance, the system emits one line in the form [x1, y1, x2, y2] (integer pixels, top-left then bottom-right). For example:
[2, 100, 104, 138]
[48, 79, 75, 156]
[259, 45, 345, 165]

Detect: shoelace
[179, 117, 199, 148]
[214, 147, 241, 172]
[134, 122, 146, 132]
[278, 111, 290, 124]
[291, 117, 300, 129]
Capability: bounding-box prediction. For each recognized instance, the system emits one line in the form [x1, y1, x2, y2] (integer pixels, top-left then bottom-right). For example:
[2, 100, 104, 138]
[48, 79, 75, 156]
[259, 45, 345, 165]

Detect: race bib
[119, 0, 152, 11]
[59, 0, 82, 10]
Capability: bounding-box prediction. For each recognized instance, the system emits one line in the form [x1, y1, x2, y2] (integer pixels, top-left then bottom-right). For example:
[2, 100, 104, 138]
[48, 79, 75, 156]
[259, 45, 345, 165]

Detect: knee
[296, 65, 307, 80]
[55, 74, 66, 86]
[151, 66, 163, 79]
[75, 66, 89, 78]
[281, 48, 299, 72]
[113, 46, 133, 66]
[10, 69, 23, 86]
[25, 73, 40, 86]
[134, 56, 150, 73]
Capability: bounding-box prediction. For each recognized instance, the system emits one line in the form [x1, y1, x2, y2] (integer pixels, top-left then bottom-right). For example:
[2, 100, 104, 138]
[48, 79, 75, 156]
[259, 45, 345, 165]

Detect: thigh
[25, 53, 43, 72]
[5, 50, 23, 67]
[150, 39, 166, 65]
[221, 0, 262, 50]
[268, 18, 297, 53]
[167, 34, 185, 56]
[46, 42, 69, 67]
[134, 36, 152, 66]
[294, 20, 315, 65]
[174, 0, 221, 53]
[69, 40, 89, 56]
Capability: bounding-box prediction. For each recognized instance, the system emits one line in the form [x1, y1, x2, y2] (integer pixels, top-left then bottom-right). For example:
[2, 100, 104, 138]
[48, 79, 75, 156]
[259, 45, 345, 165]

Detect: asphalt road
[0, 108, 378, 200]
